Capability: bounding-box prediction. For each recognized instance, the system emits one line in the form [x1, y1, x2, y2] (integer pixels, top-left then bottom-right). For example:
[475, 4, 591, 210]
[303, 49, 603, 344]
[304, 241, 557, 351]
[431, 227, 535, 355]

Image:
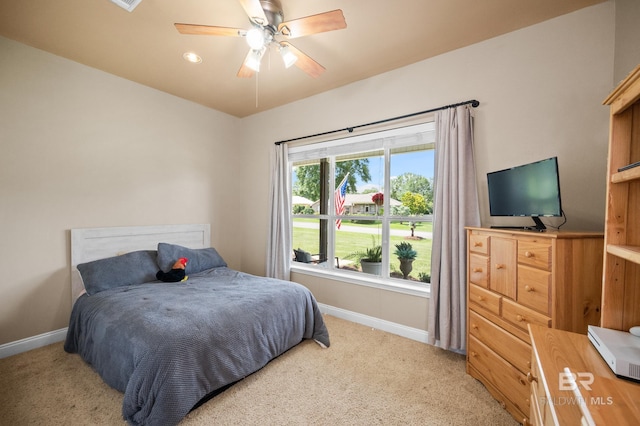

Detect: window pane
[389, 220, 432, 283]
[390, 145, 434, 216]
[388, 143, 433, 284]
[335, 149, 384, 219]
[335, 219, 383, 276]
[292, 218, 331, 267]
[292, 159, 325, 215]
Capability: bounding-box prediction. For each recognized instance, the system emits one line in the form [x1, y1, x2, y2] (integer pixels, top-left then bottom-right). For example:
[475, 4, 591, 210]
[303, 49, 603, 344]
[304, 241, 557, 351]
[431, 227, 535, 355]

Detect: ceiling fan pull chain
[255, 71, 259, 108]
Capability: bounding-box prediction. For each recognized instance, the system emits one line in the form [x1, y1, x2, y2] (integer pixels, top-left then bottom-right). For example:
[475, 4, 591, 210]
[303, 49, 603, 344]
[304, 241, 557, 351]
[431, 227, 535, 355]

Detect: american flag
[334, 173, 349, 229]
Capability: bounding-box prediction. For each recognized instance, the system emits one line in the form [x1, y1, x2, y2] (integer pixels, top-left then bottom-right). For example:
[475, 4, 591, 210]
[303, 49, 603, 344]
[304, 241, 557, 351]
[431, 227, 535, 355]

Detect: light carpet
[0, 315, 517, 425]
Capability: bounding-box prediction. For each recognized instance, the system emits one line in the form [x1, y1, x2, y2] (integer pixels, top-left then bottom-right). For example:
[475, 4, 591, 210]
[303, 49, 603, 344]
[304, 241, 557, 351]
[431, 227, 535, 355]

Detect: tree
[392, 173, 433, 214]
[401, 192, 429, 215]
[391, 205, 410, 216]
[391, 172, 432, 199]
[293, 159, 371, 202]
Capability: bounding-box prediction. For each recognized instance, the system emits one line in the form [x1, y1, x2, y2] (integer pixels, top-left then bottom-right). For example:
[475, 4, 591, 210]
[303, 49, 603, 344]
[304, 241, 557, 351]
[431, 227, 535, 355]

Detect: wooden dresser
[465, 227, 604, 424]
[528, 325, 640, 425]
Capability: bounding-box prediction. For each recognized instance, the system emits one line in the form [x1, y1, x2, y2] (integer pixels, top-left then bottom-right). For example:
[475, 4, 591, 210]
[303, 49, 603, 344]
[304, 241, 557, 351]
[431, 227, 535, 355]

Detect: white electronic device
[587, 325, 640, 382]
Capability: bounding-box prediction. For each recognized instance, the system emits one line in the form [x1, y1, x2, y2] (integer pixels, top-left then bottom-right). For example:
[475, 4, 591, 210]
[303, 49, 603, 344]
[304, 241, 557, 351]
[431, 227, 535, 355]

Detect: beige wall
[614, 0, 640, 83]
[0, 36, 241, 345]
[238, 2, 615, 331]
[0, 1, 627, 346]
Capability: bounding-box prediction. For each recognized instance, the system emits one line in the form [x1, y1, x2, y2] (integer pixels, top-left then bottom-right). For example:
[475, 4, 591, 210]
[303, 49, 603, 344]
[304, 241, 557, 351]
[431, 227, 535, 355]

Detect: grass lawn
[292, 224, 432, 281]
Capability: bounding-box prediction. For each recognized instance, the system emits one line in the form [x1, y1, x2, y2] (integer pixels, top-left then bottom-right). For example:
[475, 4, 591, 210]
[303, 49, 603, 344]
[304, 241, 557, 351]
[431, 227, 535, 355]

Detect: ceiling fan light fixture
[246, 27, 265, 50]
[279, 45, 298, 68]
[245, 48, 265, 72]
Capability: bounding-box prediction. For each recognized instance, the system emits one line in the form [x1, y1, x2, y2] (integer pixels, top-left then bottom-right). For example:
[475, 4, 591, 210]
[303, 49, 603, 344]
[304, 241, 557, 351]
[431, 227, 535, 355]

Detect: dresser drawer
[468, 335, 530, 416]
[518, 265, 551, 314]
[469, 253, 489, 288]
[503, 298, 551, 332]
[490, 237, 517, 299]
[469, 284, 501, 316]
[469, 233, 489, 255]
[518, 239, 552, 271]
[469, 310, 531, 373]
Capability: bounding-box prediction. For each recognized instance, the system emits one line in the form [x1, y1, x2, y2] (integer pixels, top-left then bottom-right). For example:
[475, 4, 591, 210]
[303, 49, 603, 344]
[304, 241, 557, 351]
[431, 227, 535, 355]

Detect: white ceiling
[0, 0, 606, 118]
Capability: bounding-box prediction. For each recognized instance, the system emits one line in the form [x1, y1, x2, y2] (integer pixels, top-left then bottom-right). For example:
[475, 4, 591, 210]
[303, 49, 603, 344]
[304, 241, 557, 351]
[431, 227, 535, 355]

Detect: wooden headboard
[70, 224, 210, 303]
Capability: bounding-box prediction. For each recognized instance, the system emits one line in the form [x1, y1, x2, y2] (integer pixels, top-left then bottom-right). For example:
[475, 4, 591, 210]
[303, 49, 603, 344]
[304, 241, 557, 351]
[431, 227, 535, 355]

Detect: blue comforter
[64, 267, 330, 425]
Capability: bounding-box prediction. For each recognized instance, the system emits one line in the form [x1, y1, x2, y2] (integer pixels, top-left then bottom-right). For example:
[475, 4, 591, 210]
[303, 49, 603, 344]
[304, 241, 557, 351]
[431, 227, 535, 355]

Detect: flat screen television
[487, 157, 562, 231]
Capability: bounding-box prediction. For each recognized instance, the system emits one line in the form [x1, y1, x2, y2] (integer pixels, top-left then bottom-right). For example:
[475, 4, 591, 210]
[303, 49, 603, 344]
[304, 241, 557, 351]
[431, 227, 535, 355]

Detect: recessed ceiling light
[182, 52, 202, 64]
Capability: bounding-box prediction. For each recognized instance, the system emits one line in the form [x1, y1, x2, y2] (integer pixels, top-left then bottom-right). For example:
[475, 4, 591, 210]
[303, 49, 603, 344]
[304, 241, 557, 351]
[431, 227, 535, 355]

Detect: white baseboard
[0, 328, 68, 359]
[318, 303, 429, 344]
[1, 306, 429, 359]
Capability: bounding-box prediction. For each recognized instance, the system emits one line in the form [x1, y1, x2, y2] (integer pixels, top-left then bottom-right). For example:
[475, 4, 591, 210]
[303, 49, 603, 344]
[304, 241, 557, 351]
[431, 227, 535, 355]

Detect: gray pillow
[157, 243, 227, 275]
[77, 250, 159, 295]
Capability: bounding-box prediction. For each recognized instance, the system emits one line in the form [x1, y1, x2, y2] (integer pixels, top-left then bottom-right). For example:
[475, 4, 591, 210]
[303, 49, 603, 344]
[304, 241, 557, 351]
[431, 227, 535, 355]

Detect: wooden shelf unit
[601, 64, 640, 331]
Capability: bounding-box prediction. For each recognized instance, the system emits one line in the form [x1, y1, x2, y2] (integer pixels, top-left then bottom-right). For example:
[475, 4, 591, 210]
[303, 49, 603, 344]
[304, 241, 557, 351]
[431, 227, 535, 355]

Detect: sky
[356, 150, 435, 193]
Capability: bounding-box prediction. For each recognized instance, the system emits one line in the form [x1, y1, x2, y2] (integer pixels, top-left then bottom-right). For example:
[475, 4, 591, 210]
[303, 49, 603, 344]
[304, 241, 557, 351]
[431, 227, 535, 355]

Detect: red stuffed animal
[156, 257, 188, 282]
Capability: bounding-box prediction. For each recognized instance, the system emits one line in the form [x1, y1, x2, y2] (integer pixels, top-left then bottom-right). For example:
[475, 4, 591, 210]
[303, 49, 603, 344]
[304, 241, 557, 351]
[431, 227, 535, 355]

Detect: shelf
[611, 165, 640, 183]
[607, 244, 640, 265]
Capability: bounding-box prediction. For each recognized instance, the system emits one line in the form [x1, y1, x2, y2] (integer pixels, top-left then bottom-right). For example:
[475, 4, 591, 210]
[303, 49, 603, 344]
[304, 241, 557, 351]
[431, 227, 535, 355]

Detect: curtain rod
[274, 99, 479, 145]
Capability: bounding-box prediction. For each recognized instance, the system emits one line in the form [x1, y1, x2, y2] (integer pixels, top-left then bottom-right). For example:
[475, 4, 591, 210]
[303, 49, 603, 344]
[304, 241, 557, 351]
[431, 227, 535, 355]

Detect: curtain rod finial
[471, 100, 480, 107]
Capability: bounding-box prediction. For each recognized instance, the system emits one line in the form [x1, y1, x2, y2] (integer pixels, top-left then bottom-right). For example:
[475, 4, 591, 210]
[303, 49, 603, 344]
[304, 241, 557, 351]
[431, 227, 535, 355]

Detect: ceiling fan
[174, 0, 346, 78]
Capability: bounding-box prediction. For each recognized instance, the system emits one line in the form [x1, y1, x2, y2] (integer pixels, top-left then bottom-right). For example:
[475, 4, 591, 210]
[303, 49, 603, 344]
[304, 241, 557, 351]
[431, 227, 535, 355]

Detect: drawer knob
[525, 285, 534, 292]
[474, 241, 483, 247]
[495, 264, 505, 270]
[471, 323, 479, 330]
[525, 251, 534, 258]
[469, 351, 478, 358]
[477, 296, 485, 302]
[527, 371, 538, 383]
[516, 314, 525, 322]
[473, 267, 483, 273]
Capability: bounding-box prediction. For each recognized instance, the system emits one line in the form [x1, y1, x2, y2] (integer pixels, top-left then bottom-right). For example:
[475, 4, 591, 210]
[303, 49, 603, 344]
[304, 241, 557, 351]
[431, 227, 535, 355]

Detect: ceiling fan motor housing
[259, 0, 284, 31]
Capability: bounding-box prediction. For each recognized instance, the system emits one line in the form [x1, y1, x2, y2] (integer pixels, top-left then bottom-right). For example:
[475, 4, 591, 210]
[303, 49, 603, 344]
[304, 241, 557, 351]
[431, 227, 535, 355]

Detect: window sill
[290, 264, 430, 298]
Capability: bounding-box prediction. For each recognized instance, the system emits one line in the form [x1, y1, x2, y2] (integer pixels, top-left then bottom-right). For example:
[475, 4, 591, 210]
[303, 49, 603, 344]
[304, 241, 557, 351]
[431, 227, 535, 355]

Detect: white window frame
[288, 122, 435, 297]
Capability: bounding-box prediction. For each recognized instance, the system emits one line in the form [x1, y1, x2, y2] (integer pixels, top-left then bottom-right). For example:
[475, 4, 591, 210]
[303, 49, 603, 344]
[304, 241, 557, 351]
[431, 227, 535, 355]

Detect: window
[289, 123, 434, 289]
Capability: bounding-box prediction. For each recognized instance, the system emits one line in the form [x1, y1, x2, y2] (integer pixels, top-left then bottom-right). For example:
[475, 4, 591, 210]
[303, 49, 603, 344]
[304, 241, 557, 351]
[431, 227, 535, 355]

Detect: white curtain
[428, 105, 480, 352]
[266, 143, 292, 281]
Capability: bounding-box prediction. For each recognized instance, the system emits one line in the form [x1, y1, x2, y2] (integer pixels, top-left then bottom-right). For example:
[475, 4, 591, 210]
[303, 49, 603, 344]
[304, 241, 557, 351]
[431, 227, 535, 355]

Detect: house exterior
[292, 195, 314, 207]
[311, 194, 402, 215]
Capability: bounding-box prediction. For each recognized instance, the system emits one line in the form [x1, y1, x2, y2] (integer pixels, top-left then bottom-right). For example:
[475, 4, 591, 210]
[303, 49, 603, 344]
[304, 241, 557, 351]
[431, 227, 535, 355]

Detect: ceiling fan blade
[238, 0, 269, 26]
[175, 23, 244, 37]
[278, 9, 346, 38]
[237, 64, 256, 78]
[237, 50, 256, 78]
[281, 42, 325, 78]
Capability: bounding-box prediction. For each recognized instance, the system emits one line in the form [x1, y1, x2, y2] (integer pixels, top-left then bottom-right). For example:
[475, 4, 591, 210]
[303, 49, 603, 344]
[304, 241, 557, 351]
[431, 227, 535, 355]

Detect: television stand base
[490, 226, 546, 232]
[490, 217, 547, 232]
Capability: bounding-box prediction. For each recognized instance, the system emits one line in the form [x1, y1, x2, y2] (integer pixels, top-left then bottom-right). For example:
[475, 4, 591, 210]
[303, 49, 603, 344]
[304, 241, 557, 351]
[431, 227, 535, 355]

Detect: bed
[64, 224, 329, 425]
